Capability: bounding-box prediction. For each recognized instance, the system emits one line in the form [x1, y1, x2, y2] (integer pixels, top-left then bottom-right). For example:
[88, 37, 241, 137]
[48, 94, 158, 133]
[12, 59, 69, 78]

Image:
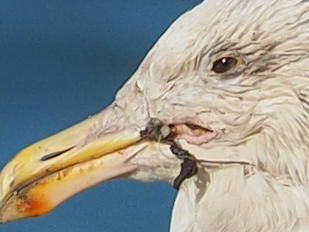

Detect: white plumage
[2, 0, 309, 231]
[125, 0, 309, 231]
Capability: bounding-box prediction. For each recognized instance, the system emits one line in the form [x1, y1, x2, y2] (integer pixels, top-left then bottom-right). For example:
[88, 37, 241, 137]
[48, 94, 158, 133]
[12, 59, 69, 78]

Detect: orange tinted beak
[0, 109, 144, 223]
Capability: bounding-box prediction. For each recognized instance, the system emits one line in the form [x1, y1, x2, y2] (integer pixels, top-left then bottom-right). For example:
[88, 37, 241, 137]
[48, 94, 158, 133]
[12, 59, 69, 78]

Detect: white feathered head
[1, 1, 309, 231]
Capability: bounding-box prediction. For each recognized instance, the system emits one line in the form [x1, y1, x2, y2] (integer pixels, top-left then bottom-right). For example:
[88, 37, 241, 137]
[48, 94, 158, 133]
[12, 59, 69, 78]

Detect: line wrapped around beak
[0, 107, 144, 223]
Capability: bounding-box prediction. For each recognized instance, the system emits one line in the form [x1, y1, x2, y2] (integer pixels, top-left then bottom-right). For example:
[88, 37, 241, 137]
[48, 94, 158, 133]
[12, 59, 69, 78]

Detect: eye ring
[211, 57, 238, 73]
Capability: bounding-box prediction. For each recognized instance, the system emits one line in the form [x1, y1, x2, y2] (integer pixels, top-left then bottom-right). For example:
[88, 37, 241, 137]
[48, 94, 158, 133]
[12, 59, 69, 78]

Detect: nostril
[41, 147, 74, 161]
[9, 180, 14, 188]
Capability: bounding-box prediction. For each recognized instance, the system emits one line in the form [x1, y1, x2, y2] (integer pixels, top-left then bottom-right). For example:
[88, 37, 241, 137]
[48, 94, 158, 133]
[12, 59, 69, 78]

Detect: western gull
[1, 0, 309, 231]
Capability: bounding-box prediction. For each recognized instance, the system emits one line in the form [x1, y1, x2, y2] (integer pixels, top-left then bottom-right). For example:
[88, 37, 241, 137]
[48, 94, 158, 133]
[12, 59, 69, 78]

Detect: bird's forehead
[139, 1, 243, 74]
[117, 0, 309, 99]
[143, 0, 303, 66]
[148, 1, 251, 53]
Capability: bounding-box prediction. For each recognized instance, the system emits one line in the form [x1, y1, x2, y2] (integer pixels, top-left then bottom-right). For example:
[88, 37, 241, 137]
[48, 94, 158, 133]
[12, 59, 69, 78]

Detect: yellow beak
[0, 108, 144, 223]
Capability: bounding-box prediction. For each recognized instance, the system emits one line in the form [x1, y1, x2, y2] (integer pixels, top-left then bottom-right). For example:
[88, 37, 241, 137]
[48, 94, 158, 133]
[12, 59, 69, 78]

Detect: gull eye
[211, 57, 238, 73]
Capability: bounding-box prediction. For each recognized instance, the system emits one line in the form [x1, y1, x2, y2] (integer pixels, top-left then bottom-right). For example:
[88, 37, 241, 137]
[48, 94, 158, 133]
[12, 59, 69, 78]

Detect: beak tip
[0, 112, 145, 223]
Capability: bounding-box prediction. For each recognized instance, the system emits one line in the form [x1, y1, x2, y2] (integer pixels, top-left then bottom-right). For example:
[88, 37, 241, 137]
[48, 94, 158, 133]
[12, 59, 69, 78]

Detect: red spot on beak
[16, 194, 52, 217]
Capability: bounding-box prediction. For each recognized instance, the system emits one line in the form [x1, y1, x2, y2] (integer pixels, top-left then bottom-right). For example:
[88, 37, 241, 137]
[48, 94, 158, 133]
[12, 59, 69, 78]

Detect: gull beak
[0, 106, 144, 223]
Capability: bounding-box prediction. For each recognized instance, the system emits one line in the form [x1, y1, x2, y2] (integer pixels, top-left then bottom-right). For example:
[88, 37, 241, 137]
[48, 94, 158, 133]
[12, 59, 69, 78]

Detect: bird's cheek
[177, 139, 254, 168]
[129, 142, 181, 183]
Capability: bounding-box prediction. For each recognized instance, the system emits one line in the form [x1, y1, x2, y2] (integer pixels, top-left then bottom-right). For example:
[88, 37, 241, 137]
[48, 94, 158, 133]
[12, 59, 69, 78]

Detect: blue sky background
[0, 1, 200, 231]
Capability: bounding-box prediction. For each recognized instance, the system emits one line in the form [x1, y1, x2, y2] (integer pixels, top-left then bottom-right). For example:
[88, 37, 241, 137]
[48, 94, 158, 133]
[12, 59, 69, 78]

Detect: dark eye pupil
[212, 57, 237, 73]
